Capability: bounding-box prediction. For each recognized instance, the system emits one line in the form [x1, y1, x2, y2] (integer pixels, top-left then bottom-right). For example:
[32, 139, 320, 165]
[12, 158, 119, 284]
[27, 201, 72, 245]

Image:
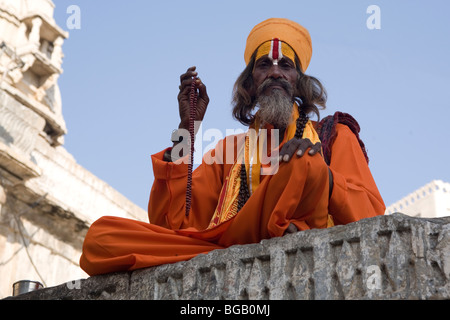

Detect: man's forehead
[255, 39, 296, 66]
[256, 55, 295, 65]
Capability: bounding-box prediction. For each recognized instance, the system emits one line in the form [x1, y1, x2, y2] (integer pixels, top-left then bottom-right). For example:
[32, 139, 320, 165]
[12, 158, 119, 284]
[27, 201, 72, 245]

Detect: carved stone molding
[6, 213, 450, 300]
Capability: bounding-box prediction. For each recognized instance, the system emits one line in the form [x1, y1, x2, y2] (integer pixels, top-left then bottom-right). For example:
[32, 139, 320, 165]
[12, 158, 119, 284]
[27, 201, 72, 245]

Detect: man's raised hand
[177, 66, 209, 131]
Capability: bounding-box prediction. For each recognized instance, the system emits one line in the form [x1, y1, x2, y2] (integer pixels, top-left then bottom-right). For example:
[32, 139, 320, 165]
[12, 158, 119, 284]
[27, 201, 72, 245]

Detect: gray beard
[256, 86, 294, 129]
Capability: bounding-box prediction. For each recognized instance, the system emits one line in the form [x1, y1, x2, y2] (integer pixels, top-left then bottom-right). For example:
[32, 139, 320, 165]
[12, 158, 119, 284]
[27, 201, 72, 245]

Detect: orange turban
[244, 18, 312, 72]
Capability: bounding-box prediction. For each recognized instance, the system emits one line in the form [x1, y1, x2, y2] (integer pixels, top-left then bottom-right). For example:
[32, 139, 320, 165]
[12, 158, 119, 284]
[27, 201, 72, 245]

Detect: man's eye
[280, 61, 294, 69]
[257, 61, 270, 67]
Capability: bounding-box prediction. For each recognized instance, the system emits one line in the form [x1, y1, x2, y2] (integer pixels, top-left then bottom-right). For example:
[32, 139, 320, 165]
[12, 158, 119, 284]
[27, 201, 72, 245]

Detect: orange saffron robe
[79, 124, 385, 276]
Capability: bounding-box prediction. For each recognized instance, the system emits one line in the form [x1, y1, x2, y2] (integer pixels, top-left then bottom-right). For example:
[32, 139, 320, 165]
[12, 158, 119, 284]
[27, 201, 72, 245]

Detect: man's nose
[267, 64, 283, 79]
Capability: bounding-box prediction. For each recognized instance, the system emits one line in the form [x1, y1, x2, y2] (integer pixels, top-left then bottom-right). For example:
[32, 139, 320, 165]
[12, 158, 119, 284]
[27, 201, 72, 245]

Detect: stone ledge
[5, 213, 450, 300]
[0, 141, 41, 180]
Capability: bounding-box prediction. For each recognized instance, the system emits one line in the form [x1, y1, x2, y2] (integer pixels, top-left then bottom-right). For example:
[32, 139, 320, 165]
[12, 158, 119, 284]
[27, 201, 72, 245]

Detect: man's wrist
[163, 141, 190, 162]
[163, 148, 173, 162]
[164, 126, 194, 162]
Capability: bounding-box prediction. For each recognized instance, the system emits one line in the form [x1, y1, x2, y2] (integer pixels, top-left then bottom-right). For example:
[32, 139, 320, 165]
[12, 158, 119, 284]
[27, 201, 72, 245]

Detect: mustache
[256, 78, 294, 96]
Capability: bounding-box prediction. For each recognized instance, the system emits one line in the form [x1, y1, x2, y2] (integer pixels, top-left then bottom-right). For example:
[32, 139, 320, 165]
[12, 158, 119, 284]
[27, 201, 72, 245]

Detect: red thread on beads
[186, 77, 197, 216]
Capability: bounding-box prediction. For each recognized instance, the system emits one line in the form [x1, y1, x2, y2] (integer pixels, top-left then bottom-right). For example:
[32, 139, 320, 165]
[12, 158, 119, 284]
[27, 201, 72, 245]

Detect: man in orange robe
[80, 18, 385, 276]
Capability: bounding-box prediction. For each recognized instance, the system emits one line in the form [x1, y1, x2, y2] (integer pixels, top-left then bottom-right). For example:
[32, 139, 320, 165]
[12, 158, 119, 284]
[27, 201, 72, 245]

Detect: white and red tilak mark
[268, 38, 283, 65]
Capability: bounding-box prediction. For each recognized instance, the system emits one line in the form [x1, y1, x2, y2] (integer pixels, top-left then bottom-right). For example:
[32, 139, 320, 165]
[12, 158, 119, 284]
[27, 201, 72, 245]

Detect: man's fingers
[279, 139, 300, 162]
[179, 78, 194, 90]
[197, 78, 209, 102]
[295, 138, 312, 157]
[177, 82, 192, 101]
[179, 66, 197, 83]
[308, 142, 322, 155]
[295, 139, 321, 157]
[178, 77, 199, 99]
[179, 69, 206, 97]
[179, 67, 198, 93]
[278, 138, 323, 164]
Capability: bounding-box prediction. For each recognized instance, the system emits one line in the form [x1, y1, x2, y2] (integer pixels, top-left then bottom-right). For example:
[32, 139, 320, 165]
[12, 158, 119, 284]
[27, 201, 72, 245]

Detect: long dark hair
[232, 52, 327, 125]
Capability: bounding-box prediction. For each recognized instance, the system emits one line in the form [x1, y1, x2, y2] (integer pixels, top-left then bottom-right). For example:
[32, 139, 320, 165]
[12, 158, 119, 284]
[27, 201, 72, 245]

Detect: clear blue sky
[53, 0, 450, 211]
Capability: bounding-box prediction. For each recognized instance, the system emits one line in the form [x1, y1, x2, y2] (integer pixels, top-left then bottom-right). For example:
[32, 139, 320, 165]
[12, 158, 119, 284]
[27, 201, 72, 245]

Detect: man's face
[252, 55, 298, 129]
[252, 56, 298, 97]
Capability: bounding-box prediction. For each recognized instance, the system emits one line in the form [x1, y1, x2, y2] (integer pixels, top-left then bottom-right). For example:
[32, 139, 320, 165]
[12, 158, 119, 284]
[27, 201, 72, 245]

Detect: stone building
[386, 180, 450, 219]
[0, 0, 147, 298]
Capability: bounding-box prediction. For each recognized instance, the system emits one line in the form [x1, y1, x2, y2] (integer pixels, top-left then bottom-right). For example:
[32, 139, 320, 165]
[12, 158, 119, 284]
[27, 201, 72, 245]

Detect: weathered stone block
[5, 213, 450, 300]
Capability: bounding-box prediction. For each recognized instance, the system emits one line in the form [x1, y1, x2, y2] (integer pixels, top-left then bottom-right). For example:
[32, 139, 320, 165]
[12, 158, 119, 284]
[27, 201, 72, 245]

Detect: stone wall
[5, 213, 450, 300]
